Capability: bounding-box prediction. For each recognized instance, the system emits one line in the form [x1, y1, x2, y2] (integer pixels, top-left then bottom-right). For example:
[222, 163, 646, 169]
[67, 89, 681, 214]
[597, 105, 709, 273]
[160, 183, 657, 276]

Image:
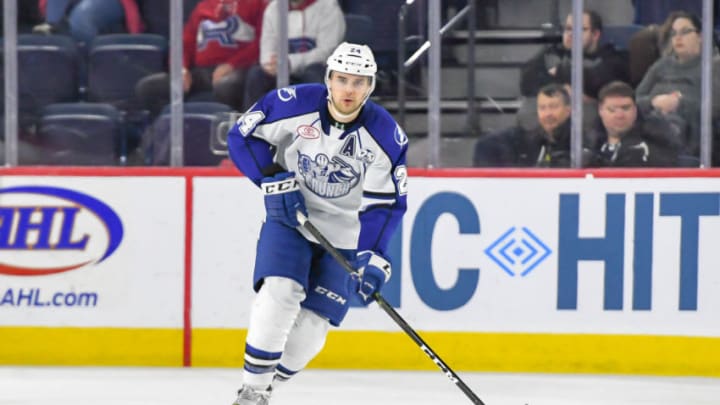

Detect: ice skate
[231, 385, 272, 405]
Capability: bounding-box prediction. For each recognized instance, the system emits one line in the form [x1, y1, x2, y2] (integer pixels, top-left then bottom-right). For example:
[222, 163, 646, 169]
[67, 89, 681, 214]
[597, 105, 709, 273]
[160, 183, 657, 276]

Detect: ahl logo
[0, 186, 124, 276]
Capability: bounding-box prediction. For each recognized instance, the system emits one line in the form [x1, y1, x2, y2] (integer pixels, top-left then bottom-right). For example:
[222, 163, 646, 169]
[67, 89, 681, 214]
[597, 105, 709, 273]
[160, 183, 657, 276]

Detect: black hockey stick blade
[295, 211, 486, 405]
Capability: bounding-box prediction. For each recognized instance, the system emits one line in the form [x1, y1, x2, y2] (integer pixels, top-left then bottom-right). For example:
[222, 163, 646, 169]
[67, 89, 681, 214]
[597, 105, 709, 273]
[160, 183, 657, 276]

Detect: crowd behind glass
[1, 0, 718, 168]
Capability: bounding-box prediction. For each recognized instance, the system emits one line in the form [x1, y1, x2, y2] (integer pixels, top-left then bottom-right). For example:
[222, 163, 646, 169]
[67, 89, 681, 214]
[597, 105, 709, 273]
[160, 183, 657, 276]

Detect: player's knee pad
[278, 308, 331, 373]
[247, 277, 307, 354]
[258, 276, 306, 310]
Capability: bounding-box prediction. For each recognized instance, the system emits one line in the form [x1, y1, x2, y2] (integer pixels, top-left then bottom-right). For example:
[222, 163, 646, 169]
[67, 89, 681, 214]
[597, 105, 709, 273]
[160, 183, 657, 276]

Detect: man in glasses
[517, 10, 629, 131]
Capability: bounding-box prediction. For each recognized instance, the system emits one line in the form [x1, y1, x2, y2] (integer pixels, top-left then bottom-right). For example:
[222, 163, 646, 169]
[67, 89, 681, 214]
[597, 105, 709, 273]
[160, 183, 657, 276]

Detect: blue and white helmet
[325, 42, 377, 103]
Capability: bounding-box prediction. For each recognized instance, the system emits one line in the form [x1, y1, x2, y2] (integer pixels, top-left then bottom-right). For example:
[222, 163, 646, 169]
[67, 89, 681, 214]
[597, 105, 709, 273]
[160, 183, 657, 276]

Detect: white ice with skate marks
[0, 366, 718, 405]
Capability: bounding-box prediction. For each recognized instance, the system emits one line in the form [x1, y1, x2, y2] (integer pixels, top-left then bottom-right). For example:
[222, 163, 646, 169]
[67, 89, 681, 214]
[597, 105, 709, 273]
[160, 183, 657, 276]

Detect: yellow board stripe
[2, 327, 719, 377]
[0, 327, 183, 366]
[192, 329, 720, 377]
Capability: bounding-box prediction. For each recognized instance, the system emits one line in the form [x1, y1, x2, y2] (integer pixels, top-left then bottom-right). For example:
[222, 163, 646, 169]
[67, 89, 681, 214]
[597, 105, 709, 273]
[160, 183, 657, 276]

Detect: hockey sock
[274, 308, 331, 384]
[243, 277, 306, 388]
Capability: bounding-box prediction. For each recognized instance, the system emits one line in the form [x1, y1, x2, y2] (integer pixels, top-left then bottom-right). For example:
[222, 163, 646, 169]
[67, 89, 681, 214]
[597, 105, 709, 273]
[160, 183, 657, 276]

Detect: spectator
[635, 11, 720, 157]
[33, 0, 144, 45]
[517, 10, 629, 131]
[135, 0, 266, 116]
[586, 81, 682, 167]
[521, 10, 629, 100]
[627, 10, 686, 87]
[242, 0, 345, 110]
[474, 83, 574, 168]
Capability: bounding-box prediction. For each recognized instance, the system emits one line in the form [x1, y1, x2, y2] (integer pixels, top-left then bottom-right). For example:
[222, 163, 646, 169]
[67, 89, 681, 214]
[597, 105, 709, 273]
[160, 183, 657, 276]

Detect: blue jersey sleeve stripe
[363, 191, 396, 200]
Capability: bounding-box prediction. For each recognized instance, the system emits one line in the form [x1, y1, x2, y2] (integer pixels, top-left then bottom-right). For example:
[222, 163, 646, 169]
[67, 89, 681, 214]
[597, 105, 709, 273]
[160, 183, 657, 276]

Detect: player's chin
[340, 104, 359, 114]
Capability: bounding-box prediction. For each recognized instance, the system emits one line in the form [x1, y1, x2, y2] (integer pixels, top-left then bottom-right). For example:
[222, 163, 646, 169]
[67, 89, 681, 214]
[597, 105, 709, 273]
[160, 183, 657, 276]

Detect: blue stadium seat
[633, 0, 703, 26]
[0, 34, 81, 115]
[149, 102, 235, 166]
[140, 0, 202, 37]
[601, 24, 645, 50]
[35, 103, 126, 165]
[344, 13, 374, 46]
[341, 1, 424, 95]
[342, 0, 421, 68]
[87, 33, 167, 108]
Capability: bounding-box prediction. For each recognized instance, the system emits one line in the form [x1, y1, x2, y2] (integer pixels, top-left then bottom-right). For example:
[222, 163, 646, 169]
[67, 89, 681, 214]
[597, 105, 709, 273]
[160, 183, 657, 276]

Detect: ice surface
[0, 366, 718, 405]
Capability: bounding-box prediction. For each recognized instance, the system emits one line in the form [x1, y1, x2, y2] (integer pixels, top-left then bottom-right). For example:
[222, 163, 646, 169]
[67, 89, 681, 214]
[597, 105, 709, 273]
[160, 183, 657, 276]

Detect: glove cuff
[262, 174, 299, 195]
[358, 250, 391, 282]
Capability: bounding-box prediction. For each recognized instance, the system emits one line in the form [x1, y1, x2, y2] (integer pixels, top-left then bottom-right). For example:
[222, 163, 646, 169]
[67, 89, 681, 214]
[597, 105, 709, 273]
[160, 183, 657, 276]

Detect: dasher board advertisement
[0, 176, 186, 328]
[192, 176, 720, 337]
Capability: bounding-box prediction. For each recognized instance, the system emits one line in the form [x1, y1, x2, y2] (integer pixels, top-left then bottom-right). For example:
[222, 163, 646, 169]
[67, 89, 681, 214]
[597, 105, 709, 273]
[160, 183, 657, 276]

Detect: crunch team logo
[0, 186, 124, 276]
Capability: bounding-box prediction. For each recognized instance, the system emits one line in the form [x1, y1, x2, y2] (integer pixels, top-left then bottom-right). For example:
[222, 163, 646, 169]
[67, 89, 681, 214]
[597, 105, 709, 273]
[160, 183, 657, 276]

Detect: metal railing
[395, 0, 715, 168]
[397, 0, 478, 162]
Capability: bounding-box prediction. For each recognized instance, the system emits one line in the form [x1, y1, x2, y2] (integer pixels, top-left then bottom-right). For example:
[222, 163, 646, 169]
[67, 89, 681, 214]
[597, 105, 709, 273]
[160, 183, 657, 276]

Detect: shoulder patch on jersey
[394, 124, 408, 146]
[259, 83, 326, 124]
[277, 86, 297, 102]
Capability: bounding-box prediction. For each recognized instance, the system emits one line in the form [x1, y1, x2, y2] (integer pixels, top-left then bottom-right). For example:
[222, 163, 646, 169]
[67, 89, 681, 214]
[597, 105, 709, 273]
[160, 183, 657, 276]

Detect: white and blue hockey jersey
[227, 83, 408, 254]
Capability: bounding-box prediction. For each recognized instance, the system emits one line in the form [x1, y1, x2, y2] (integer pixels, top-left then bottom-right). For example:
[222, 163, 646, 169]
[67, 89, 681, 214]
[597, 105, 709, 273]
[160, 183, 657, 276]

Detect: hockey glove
[355, 250, 392, 304]
[261, 172, 307, 227]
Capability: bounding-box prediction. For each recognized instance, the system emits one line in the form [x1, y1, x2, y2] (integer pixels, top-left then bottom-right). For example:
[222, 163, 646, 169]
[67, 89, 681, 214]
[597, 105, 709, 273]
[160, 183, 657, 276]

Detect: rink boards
[0, 167, 719, 376]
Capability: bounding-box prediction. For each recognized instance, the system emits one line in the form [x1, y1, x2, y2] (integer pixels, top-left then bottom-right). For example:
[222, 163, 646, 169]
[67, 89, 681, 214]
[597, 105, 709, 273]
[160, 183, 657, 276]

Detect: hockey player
[225, 42, 409, 404]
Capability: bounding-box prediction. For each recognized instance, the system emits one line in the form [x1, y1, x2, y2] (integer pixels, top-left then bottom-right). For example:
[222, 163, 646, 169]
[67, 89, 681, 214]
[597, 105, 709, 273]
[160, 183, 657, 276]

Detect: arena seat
[343, 13, 374, 46]
[601, 24, 645, 50]
[149, 101, 235, 166]
[0, 34, 81, 115]
[87, 33, 167, 108]
[34, 102, 126, 165]
[341, 0, 413, 70]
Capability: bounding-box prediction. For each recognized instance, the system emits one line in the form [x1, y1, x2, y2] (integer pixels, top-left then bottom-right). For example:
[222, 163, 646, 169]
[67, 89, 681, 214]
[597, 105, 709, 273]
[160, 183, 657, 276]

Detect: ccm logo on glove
[261, 172, 307, 227]
[262, 177, 299, 194]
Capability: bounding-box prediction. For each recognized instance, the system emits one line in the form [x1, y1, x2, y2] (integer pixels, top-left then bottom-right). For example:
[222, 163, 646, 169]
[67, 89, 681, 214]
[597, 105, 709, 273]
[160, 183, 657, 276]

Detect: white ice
[0, 366, 718, 405]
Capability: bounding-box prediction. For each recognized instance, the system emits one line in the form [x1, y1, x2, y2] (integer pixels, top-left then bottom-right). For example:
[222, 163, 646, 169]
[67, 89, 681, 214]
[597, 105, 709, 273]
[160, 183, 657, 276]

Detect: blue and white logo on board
[484, 226, 551, 277]
[0, 185, 124, 276]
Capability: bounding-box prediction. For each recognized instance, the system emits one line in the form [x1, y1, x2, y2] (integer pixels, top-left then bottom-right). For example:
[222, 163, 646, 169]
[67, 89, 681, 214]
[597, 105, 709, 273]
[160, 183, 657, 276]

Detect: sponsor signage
[0, 177, 185, 327]
[0, 185, 124, 276]
[193, 177, 720, 337]
[3, 173, 718, 336]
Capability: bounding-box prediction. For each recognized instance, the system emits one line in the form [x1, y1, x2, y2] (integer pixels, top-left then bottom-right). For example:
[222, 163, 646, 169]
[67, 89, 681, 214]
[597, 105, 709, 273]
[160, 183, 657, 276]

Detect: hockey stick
[296, 212, 486, 405]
